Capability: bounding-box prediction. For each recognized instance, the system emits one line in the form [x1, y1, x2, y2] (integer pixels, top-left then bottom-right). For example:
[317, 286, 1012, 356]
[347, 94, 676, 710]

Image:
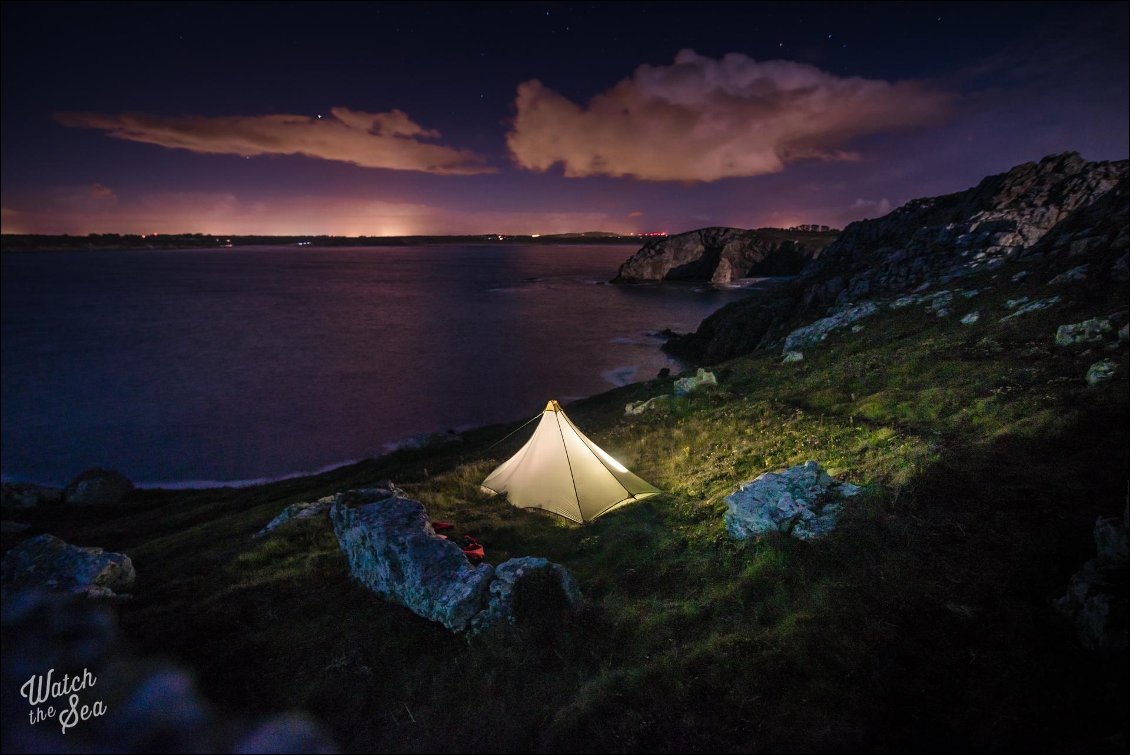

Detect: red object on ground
[436, 534, 448, 540]
[432, 520, 454, 532]
[462, 544, 485, 559]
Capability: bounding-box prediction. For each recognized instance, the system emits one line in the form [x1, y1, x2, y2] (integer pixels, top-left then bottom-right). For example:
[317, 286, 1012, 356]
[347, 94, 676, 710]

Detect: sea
[1, 244, 764, 488]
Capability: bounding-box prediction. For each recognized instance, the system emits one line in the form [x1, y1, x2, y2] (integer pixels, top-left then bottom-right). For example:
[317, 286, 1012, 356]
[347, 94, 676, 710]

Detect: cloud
[55, 107, 493, 175]
[90, 183, 117, 200]
[507, 49, 952, 182]
[627, 211, 644, 218]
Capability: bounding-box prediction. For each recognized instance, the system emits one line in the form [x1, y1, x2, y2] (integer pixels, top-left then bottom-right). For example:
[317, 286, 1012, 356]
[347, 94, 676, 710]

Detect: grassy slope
[10, 267, 1128, 753]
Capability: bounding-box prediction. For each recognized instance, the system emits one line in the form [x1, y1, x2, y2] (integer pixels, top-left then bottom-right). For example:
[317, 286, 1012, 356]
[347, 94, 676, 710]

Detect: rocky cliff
[613, 226, 836, 284]
[667, 152, 1129, 363]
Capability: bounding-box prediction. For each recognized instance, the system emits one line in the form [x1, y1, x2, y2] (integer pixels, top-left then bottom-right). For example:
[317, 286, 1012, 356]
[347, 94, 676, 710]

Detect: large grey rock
[782, 302, 880, 352]
[63, 468, 134, 506]
[330, 496, 494, 632]
[1055, 507, 1128, 655]
[1086, 359, 1118, 386]
[1, 534, 135, 597]
[725, 461, 861, 541]
[254, 498, 334, 539]
[470, 556, 581, 633]
[1055, 318, 1113, 346]
[1, 590, 337, 752]
[673, 368, 717, 396]
[1, 483, 63, 510]
[614, 226, 834, 283]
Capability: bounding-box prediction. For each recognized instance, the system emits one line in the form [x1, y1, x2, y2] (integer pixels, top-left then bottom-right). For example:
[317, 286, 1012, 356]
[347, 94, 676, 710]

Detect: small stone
[1000, 296, 1061, 323]
[782, 351, 805, 364]
[1011, 270, 1030, 283]
[1085, 359, 1117, 386]
[1048, 264, 1088, 285]
[1055, 318, 1113, 347]
[674, 368, 718, 396]
[625, 395, 673, 416]
[961, 311, 980, 326]
[1004, 296, 1030, 310]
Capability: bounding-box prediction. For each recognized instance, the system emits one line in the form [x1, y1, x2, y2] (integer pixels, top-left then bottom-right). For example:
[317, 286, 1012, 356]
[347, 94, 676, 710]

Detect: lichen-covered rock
[1055, 506, 1128, 655]
[1055, 318, 1113, 346]
[673, 368, 718, 396]
[470, 556, 581, 633]
[724, 461, 861, 541]
[0, 534, 135, 597]
[1, 483, 63, 510]
[330, 496, 494, 632]
[1086, 359, 1118, 386]
[1048, 264, 1088, 285]
[782, 302, 880, 352]
[782, 350, 804, 363]
[999, 295, 1061, 323]
[961, 311, 981, 326]
[63, 468, 134, 506]
[1, 590, 337, 753]
[625, 395, 673, 416]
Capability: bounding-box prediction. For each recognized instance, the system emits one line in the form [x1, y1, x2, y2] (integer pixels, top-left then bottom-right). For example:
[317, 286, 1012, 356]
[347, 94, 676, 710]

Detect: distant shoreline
[0, 232, 648, 253]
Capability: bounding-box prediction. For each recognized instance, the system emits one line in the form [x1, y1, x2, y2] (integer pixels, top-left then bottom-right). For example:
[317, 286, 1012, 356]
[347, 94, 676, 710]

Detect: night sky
[2, 1, 1127, 236]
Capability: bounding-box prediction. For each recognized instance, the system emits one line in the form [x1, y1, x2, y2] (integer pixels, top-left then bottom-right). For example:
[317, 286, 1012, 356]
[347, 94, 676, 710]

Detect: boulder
[782, 351, 805, 364]
[782, 302, 880, 353]
[0, 534, 135, 597]
[1048, 264, 1088, 285]
[673, 368, 718, 396]
[63, 468, 134, 506]
[1, 483, 63, 510]
[999, 296, 1061, 323]
[1086, 359, 1118, 386]
[961, 311, 981, 326]
[1055, 318, 1113, 347]
[330, 495, 494, 632]
[1055, 506, 1128, 655]
[624, 395, 673, 416]
[724, 461, 861, 541]
[470, 556, 581, 633]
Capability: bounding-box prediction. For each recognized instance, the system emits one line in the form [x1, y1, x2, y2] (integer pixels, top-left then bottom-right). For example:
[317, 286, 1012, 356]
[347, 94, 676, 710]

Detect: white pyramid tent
[481, 400, 661, 523]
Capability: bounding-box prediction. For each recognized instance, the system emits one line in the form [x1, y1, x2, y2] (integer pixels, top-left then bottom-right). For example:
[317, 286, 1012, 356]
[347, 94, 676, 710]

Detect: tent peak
[545, 399, 562, 412]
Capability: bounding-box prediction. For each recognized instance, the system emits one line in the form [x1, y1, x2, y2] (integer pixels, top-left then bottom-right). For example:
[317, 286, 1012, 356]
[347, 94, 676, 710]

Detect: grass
[7, 266, 1128, 752]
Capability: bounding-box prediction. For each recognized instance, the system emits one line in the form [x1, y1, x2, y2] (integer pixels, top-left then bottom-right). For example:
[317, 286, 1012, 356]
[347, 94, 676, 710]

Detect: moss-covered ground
[10, 270, 1128, 752]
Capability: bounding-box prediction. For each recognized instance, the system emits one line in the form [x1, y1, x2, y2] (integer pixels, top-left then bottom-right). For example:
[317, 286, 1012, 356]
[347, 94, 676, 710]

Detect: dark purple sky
[2, 1, 1126, 236]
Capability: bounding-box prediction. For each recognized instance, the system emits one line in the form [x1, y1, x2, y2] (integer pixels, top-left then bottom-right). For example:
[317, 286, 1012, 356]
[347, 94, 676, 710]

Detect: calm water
[2, 245, 756, 487]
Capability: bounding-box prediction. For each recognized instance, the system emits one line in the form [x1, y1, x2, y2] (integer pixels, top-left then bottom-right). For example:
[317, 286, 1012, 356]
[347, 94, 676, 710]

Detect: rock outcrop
[1, 534, 135, 597]
[613, 227, 835, 284]
[782, 302, 879, 353]
[1055, 506, 1128, 655]
[329, 488, 581, 634]
[724, 461, 861, 541]
[1055, 317, 1113, 346]
[331, 494, 494, 633]
[798, 152, 1127, 310]
[664, 153, 1129, 364]
[1086, 359, 1118, 386]
[673, 368, 717, 396]
[63, 468, 135, 506]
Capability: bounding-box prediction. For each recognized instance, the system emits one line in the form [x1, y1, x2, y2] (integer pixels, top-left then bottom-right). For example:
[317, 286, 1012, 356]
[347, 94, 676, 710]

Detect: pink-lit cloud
[55, 107, 493, 174]
[90, 183, 117, 200]
[507, 49, 952, 182]
[0, 191, 626, 236]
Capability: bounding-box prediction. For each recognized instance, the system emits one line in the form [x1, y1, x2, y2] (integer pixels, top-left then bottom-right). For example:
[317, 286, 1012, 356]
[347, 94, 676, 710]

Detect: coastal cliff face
[613, 226, 836, 284]
[667, 152, 1129, 363]
[798, 152, 1127, 309]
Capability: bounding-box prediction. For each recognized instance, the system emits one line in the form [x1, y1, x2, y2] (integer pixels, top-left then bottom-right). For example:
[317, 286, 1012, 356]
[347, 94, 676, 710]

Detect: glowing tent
[481, 400, 661, 523]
